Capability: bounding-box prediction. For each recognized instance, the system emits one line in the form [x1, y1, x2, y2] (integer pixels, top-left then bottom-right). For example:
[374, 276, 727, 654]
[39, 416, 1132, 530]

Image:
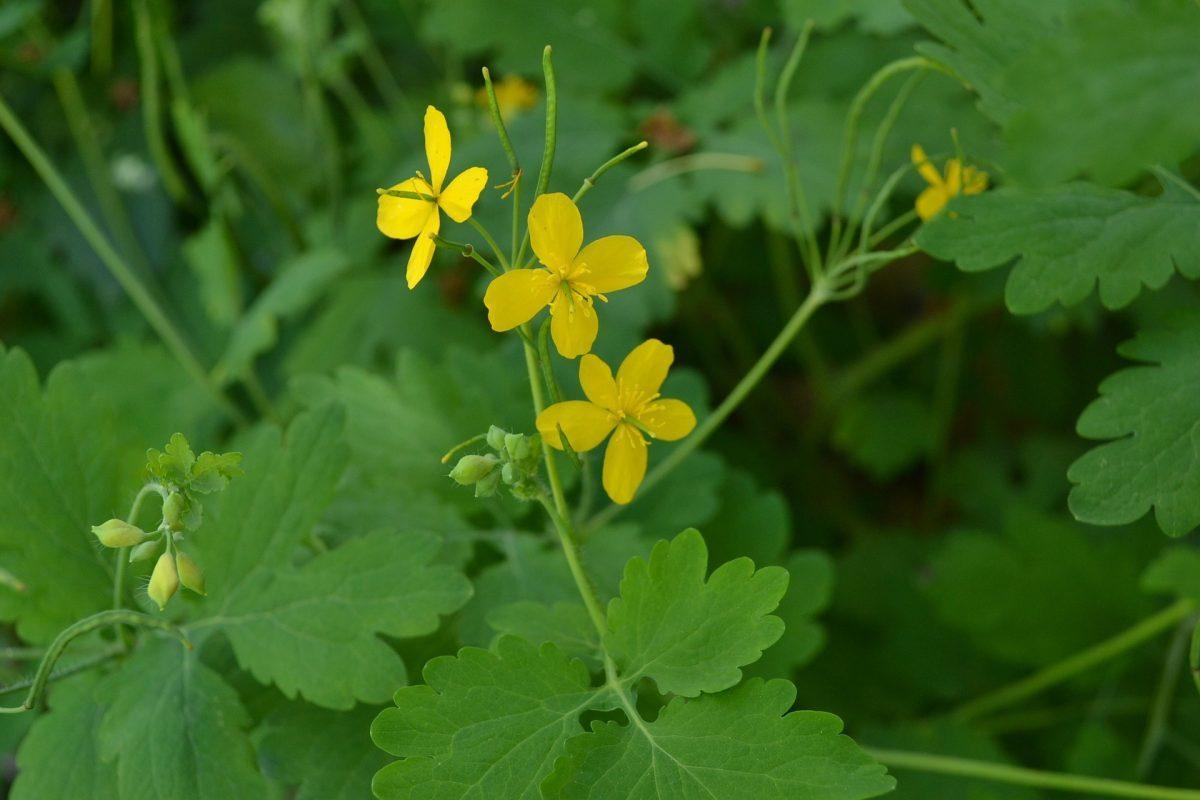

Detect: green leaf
[999, 0, 1200, 186]
[371, 636, 609, 800]
[787, 0, 914, 35]
[0, 347, 120, 643]
[98, 640, 269, 800]
[194, 408, 470, 708]
[486, 601, 601, 667]
[214, 247, 349, 385]
[1068, 311, 1200, 536]
[701, 469, 790, 568]
[751, 550, 835, 678]
[11, 677, 118, 800]
[917, 176, 1200, 314]
[182, 219, 243, 329]
[541, 678, 895, 800]
[605, 529, 788, 697]
[257, 702, 389, 800]
[1142, 548, 1200, 602]
[832, 390, 936, 480]
[209, 529, 471, 708]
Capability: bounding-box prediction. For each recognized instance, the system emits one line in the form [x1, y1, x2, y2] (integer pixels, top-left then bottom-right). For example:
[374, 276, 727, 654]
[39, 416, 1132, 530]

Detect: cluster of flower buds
[91, 433, 240, 611]
[449, 426, 543, 500]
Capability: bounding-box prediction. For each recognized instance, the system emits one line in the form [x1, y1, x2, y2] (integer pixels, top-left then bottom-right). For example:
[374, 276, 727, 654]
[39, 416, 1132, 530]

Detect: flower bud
[91, 519, 148, 549]
[175, 552, 206, 596]
[162, 491, 185, 531]
[148, 552, 179, 610]
[128, 539, 160, 563]
[504, 433, 530, 462]
[474, 469, 502, 498]
[486, 425, 508, 451]
[449, 454, 498, 486]
[501, 462, 518, 485]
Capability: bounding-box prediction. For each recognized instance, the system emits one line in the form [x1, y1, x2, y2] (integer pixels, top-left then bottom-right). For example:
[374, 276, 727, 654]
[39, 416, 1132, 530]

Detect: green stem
[627, 152, 761, 193]
[0, 647, 122, 697]
[481, 66, 522, 267]
[0, 610, 190, 713]
[0, 647, 45, 661]
[1137, 614, 1197, 776]
[952, 599, 1197, 722]
[337, 0, 409, 115]
[572, 141, 649, 203]
[91, 0, 113, 76]
[537, 494, 606, 637]
[868, 748, 1200, 800]
[514, 46, 557, 267]
[0, 92, 247, 425]
[431, 234, 501, 276]
[133, 0, 188, 202]
[468, 217, 509, 269]
[588, 283, 829, 530]
[113, 483, 166, 621]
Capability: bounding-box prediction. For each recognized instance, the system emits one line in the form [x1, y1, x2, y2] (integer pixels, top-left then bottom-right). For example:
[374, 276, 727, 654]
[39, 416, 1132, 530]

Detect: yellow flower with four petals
[377, 106, 489, 288]
[537, 339, 696, 504]
[911, 143, 988, 221]
[484, 193, 648, 358]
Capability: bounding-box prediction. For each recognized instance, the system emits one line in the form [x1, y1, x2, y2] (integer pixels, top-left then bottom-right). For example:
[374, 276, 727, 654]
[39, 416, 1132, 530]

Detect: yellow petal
[529, 193, 583, 274]
[550, 291, 598, 358]
[377, 177, 435, 240]
[616, 338, 673, 402]
[579, 354, 619, 411]
[439, 167, 489, 223]
[424, 105, 451, 193]
[638, 398, 696, 442]
[911, 144, 942, 187]
[406, 212, 441, 288]
[602, 424, 648, 505]
[483, 268, 557, 331]
[574, 235, 648, 293]
[537, 401, 616, 452]
[944, 159, 963, 195]
[915, 186, 947, 221]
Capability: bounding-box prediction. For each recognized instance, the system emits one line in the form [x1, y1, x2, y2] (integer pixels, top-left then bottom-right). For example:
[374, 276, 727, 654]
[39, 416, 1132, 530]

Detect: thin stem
[0, 92, 248, 425]
[0, 647, 122, 697]
[952, 599, 1197, 722]
[481, 66, 523, 268]
[0, 610, 190, 713]
[133, 0, 188, 202]
[537, 494, 606, 638]
[91, 0, 113, 75]
[1137, 614, 1197, 776]
[113, 483, 166, 624]
[468, 217, 509, 269]
[588, 283, 830, 530]
[337, 0, 409, 114]
[0, 647, 45, 661]
[431, 235, 501, 276]
[628, 152, 762, 193]
[572, 141, 648, 203]
[868, 748, 1200, 800]
[514, 46, 557, 267]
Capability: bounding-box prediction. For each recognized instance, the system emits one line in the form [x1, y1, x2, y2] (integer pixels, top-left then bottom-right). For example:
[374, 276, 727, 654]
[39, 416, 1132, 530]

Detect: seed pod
[162, 491, 186, 531]
[148, 552, 179, 610]
[91, 519, 148, 549]
[176, 552, 206, 596]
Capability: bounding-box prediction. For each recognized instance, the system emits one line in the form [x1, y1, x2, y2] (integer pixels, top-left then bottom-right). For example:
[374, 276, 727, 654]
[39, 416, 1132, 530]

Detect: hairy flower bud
[92, 519, 148, 549]
[486, 425, 508, 451]
[474, 469, 502, 498]
[128, 539, 160, 563]
[148, 552, 179, 610]
[449, 454, 498, 486]
[175, 552, 206, 596]
[162, 491, 186, 531]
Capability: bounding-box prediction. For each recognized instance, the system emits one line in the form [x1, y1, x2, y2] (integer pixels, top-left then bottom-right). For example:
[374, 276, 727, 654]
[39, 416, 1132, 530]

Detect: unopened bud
[504, 433, 530, 461]
[162, 492, 185, 531]
[129, 539, 160, 563]
[475, 469, 502, 498]
[175, 552, 206, 596]
[449, 454, 498, 486]
[92, 519, 148, 548]
[486, 425, 507, 451]
[148, 552, 179, 610]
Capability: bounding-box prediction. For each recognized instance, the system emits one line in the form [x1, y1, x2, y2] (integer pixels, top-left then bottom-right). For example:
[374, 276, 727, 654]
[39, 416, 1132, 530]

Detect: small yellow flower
[484, 193, 648, 358]
[536, 339, 696, 504]
[476, 75, 538, 120]
[911, 144, 988, 220]
[378, 106, 489, 288]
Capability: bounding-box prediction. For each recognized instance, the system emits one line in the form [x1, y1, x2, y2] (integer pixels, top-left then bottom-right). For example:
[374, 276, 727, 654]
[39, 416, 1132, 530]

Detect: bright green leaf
[1068, 311, 1200, 536]
[11, 677, 118, 800]
[542, 678, 895, 800]
[605, 529, 788, 697]
[917, 176, 1200, 314]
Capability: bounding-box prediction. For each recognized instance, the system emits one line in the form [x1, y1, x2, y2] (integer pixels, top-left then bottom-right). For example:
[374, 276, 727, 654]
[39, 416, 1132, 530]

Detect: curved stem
[572, 141, 648, 203]
[0, 92, 247, 425]
[113, 483, 167, 628]
[868, 748, 1200, 800]
[628, 152, 760, 193]
[952, 599, 1197, 722]
[0, 610, 190, 713]
[587, 283, 829, 530]
[468, 217, 509, 270]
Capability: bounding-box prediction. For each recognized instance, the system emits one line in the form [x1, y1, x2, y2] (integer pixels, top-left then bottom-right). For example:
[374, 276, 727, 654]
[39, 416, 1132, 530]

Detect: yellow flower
[377, 106, 489, 288]
[536, 339, 696, 504]
[484, 193, 648, 358]
[911, 144, 988, 220]
[476, 75, 538, 120]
